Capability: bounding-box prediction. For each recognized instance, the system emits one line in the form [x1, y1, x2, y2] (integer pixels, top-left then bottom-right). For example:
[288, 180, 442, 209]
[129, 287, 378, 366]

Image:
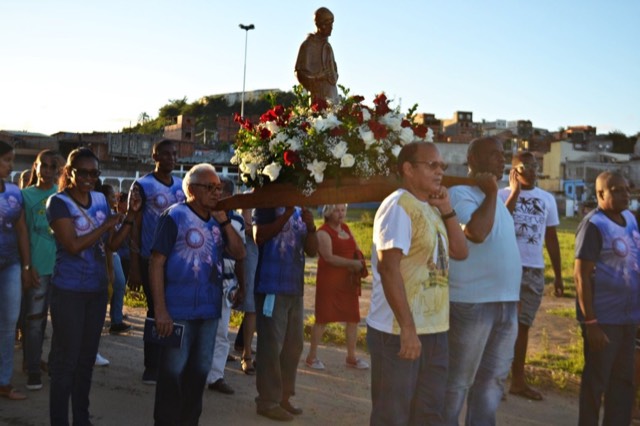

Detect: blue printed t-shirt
[254, 207, 308, 296]
[133, 173, 185, 258]
[0, 181, 24, 265]
[151, 202, 225, 321]
[22, 185, 58, 275]
[46, 191, 111, 292]
[575, 208, 640, 324]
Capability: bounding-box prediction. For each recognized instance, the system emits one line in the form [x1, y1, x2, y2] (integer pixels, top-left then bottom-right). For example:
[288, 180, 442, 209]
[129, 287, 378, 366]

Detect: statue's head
[314, 7, 334, 37]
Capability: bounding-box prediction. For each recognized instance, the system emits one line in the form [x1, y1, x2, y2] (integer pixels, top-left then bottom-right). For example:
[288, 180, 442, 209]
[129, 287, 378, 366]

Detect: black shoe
[142, 369, 157, 385]
[256, 406, 293, 422]
[109, 322, 132, 334]
[280, 400, 303, 415]
[26, 373, 43, 391]
[208, 379, 234, 395]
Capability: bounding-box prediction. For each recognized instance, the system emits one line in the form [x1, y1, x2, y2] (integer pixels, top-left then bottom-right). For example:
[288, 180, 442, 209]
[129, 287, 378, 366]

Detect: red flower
[283, 150, 300, 166]
[311, 99, 329, 112]
[330, 126, 345, 137]
[413, 125, 428, 139]
[234, 113, 252, 130]
[260, 128, 271, 140]
[260, 109, 276, 123]
[300, 122, 311, 132]
[368, 120, 389, 140]
[401, 119, 411, 128]
[273, 105, 285, 116]
[373, 93, 391, 115]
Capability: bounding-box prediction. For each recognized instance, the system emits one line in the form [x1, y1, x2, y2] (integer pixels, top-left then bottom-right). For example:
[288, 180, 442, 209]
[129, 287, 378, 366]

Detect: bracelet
[441, 210, 457, 221]
[583, 318, 598, 325]
[122, 220, 134, 226]
[22, 265, 30, 271]
[219, 219, 231, 228]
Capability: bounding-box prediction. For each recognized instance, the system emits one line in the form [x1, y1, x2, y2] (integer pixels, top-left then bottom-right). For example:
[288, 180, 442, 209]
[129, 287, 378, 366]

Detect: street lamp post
[239, 23, 255, 118]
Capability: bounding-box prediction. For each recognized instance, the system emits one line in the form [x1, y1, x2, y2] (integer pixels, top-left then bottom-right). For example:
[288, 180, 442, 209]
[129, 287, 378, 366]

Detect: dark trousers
[367, 326, 448, 426]
[49, 286, 107, 426]
[579, 323, 635, 426]
[141, 257, 160, 373]
[255, 293, 304, 410]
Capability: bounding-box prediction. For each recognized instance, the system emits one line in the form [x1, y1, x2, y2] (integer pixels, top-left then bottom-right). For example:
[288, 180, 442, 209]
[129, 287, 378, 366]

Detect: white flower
[340, 154, 355, 168]
[380, 113, 403, 131]
[399, 127, 415, 145]
[306, 159, 327, 183]
[264, 121, 280, 134]
[358, 126, 376, 148]
[426, 128, 434, 143]
[362, 109, 371, 122]
[261, 162, 282, 182]
[330, 141, 348, 159]
[312, 113, 342, 132]
[240, 161, 259, 180]
[287, 136, 301, 151]
[391, 145, 402, 157]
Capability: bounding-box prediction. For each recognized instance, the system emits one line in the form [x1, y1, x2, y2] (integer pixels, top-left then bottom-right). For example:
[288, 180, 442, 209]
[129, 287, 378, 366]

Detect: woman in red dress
[305, 204, 369, 370]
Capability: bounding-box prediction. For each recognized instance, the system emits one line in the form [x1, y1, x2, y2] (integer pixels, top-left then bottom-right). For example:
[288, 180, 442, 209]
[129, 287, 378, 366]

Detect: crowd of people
[1, 135, 639, 425]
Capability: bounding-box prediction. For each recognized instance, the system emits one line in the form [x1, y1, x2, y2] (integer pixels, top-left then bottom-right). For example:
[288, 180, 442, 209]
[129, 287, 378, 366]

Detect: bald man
[575, 171, 640, 426]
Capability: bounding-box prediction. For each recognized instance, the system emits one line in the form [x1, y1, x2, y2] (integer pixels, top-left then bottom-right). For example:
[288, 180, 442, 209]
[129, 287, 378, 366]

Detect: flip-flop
[241, 357, 255, 375]
[0, 386, 27, 401]
[509, 387, 543, 401]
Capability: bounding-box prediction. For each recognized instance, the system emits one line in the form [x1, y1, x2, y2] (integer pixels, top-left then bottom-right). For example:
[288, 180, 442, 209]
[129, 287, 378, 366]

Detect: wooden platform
[216, 175, 474, 210]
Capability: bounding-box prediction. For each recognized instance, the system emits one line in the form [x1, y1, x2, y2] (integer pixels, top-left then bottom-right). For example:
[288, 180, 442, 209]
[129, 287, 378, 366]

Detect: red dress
[314, 223, 361, 323]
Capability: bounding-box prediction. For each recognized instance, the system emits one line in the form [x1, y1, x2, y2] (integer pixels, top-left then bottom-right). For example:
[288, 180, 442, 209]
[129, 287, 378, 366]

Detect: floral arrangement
[231, 86, 434, 195]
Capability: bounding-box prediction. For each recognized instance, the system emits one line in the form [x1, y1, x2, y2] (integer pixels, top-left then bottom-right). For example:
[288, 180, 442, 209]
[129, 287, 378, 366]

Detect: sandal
[0, 385, 27, 401]
[241, 357, 255, 375]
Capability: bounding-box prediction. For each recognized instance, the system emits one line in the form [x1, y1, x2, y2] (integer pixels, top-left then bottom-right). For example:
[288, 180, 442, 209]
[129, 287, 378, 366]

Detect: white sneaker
[95, 353, 110, 367]
[346, 358, 369, 370]
[305, 358, 325, 370]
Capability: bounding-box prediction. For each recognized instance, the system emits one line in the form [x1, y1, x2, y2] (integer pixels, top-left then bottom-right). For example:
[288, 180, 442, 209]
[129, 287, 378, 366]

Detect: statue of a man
[295, 7, 339, 103]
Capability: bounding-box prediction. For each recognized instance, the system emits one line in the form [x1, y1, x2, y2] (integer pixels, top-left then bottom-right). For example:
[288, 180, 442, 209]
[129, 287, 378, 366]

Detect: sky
[1, 0, 638, 137]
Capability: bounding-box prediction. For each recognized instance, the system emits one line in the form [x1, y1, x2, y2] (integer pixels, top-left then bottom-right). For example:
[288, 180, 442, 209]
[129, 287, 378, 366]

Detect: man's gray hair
[183, 163, 218, 201]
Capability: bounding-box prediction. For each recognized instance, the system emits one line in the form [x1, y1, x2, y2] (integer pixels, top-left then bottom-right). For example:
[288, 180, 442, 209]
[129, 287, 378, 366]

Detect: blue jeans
[110, 252, 126, 325]
[367, 326, 448, 426]
[255, 293, 304, 410]
[0, 262, 21, 386]
[154, 318, 218, 426]
[24, 274, 52, 375]
[579, 324, 635, 426]
[49, 286, 108, 426]
[443, 302, 517, 426]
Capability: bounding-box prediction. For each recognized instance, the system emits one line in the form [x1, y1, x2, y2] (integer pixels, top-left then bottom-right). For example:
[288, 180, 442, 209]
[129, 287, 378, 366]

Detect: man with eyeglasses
[129, 139, 185, 385]
[149, 163, 245, 425]
[366, 142, 468, 425]
[443, 136, 522, 425]
[498, 151, 563, 402]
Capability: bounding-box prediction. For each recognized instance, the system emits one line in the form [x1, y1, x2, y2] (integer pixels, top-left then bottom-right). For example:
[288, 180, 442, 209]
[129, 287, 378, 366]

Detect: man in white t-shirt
[443, 137, 522, 425]
[498, 151, 563, 401]
[366, 142, 468, 425]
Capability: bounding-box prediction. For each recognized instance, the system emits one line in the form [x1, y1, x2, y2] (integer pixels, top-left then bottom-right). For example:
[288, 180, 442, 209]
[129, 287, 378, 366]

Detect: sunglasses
[191, 183, 223, 193]
[72, 168, 101, 179]
[411, 161, 448, 171]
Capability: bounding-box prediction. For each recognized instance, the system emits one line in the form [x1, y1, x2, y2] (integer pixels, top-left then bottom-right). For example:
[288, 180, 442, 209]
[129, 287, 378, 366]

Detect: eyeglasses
[191, 183, 223, 193]
[411, 161, 448, 171]
[72, 168, 101, 179]
[514, 163, 538, 173]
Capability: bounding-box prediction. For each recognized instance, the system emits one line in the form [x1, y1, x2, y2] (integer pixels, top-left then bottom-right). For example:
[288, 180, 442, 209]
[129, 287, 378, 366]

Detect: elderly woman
[305, 204, 369, 370]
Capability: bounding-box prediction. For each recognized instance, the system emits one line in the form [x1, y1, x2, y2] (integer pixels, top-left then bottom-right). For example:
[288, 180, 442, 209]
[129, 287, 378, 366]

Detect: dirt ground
[1, 285, 583, 426]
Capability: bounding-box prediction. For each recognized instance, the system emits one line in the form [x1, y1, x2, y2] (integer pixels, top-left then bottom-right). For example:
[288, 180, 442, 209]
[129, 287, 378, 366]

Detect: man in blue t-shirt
[129, 139, 185, 384]
[575, 171, 640, 426]
[149, 163, 245, 426]
[253, 206, 318, 421]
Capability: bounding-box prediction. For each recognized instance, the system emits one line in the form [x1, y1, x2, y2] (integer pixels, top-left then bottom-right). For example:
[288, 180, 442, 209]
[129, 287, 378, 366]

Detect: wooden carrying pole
[216, 175, 474, 210]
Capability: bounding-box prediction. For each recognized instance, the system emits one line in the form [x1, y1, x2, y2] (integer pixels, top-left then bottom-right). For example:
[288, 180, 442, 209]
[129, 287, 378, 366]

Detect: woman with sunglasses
[21, 149, 60, 392]
[0, 141, 33, 401]
[46, 148, 140, 425]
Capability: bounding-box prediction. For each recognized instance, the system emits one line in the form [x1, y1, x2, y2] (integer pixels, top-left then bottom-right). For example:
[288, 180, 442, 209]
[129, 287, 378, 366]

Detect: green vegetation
[527, 326, 584, 390]
[303, 314, 368, 349]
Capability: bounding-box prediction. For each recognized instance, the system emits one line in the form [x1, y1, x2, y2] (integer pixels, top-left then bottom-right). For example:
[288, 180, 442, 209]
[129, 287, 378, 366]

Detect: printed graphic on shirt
[172, 213, 224, 279]
[514, 197, 546, 246]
